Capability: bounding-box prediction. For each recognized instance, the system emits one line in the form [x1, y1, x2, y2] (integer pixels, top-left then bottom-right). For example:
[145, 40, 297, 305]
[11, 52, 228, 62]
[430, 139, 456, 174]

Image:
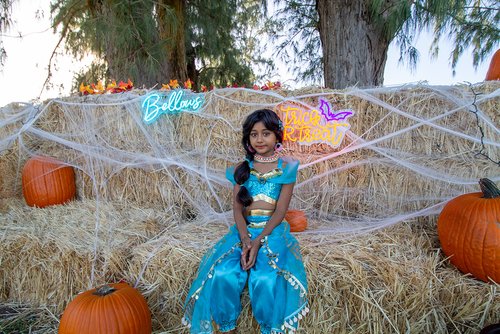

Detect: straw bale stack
[0, 83, 499, 333]
[0, 102, 30, 201]
[1, 83, 498, 217]
[0, 198, 499, 333]
[0, 198, 155, 308]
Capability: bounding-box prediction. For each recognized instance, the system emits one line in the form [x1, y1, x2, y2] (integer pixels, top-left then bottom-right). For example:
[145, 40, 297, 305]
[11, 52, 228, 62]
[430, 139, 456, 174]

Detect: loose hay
[0, 84, 499, 333]
[0, 198, 498, 333]
[1, 84, 498, 227]
[0, 303, 59, 333]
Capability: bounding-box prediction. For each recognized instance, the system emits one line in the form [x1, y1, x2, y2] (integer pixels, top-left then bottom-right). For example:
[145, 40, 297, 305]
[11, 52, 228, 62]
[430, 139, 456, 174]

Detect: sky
[0, 1, 495, 108]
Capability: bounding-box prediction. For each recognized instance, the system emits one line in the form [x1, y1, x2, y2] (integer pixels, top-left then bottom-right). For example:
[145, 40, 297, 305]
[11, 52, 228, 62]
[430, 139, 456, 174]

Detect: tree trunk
[157, 0, 188, 82]
[93, 1, 167, 87]
[317, 0, 390, 89]
[186, 44, 199, 88]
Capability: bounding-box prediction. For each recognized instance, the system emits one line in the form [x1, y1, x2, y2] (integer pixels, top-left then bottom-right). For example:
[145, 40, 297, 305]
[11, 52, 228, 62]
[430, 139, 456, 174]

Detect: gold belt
[248, 221, 268, 228]
[252, 194, 277, 205]
[246, 209, 274, 216]
[246, 209, 274, 228]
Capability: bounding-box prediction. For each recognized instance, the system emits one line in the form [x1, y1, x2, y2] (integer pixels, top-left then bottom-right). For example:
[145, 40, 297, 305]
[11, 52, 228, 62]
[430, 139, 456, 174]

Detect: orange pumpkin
[285, 209, 308, 232]
[437, 178, 500, 283]
[22, 156, 76, 208]
[59, 282, 152, 334]
[485, 49, 500, 81]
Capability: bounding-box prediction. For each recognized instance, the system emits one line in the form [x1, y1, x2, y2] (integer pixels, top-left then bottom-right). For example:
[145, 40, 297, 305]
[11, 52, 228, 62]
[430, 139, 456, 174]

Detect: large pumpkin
[285, 209, 308, 232]
[22, 156, 76, 208]
[437, 178, 500, 283]
[485, 49, 500, 81]
[59, 282, 152, 334]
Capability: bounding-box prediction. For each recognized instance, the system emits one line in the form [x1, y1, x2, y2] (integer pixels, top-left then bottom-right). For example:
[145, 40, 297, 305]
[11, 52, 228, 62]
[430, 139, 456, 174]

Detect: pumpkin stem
[479, 178, 500, 199]
[93, 285, 117, 296]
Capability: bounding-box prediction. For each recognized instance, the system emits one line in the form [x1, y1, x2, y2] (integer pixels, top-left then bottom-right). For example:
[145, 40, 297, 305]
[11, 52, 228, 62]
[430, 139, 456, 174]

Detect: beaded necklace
[253, 151, 279, 163]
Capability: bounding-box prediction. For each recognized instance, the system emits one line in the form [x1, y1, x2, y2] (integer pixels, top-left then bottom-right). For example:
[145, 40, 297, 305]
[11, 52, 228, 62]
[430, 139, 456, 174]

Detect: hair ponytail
[234, 155, 253, 206]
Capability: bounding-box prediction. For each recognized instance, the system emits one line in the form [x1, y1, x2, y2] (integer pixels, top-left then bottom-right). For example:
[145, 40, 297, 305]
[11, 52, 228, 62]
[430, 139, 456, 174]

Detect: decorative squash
[437, 178, 500, 283]
[22, 156, 76, 208]
[59, 282, 152, 334]
[485, 49, 500, 81]
[480, 323, 500, 334]
[285, 209, 308, 232]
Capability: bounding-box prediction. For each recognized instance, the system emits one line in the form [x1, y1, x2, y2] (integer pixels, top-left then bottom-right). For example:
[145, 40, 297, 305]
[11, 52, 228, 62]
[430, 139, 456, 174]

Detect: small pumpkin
[437, 178, 500, 283]
[22, 156, 76, 208]
[285, 209, 308, 232]
[59, 282, 152, 334]
[485, 49, 500, 81]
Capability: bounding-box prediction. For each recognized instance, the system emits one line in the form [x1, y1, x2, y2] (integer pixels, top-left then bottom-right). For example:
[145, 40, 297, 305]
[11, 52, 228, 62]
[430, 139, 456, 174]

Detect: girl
[182, 109, 308, 334]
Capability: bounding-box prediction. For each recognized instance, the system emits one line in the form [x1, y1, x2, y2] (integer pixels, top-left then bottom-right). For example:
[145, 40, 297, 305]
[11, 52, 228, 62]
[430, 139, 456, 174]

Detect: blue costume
[182, 158, 309, 334]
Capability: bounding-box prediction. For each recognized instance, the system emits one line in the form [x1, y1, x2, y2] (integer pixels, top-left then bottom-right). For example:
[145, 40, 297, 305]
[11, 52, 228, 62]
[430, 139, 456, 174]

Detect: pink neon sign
[276, 99, 354, 148]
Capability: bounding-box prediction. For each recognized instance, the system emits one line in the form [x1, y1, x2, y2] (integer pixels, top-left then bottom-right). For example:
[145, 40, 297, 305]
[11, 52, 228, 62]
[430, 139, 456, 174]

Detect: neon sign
[276, 99, 354, 148]
[141, 90, 204, 124]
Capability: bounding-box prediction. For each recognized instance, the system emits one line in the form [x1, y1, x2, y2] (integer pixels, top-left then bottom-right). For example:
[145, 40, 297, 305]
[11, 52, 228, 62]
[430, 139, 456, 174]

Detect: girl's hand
[240, 237, 252, 268]
[242, 239, 262, 270]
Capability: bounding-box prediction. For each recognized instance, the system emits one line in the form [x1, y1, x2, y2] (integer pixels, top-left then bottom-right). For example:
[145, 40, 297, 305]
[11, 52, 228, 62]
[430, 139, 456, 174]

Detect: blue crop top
[226, 157, 299, 206]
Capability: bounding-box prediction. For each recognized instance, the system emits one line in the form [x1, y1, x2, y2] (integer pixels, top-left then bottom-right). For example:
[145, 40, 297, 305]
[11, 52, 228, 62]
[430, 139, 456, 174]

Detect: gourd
[485, 49, 500, 81]
[22, 156, 76, 208]
[285, 209, 308, 232]
[437, 178, 500, 283]
[59, 282, 152, 334]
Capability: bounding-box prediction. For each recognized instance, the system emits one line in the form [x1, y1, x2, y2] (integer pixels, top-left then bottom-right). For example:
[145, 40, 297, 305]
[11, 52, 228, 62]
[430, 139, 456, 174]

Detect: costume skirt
[182, 217, 309, 334]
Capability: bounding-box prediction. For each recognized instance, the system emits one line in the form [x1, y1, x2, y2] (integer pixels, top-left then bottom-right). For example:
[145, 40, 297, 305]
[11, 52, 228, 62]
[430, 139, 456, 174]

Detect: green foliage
[186, 0, 270, 87]
[267, 0, 322, 85]
[51, 0, 171, 90]
[0, 0, 14, 68]
[0, 0, 12, 32]
[393, 0, 500, 73]
[71, 61, 107, 91]
[369, 0, 418, 69]
[426, 0, 499, 71]
[51, 0, 269, 91]
[271, 0, 499, 82]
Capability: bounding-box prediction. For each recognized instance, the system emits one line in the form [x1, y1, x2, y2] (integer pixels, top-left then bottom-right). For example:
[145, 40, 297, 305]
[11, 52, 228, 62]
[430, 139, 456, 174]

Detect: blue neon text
[142, 90, 204, 124]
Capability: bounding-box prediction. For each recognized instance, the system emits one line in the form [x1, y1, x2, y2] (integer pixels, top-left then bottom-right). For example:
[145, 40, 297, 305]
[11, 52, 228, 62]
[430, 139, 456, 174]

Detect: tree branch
[38, 1, 85, 99]
[38, 29, 66, 99]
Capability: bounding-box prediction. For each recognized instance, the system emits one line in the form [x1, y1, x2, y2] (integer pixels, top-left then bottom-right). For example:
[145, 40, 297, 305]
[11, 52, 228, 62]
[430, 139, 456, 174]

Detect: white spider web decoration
[1, 83, 498, 285]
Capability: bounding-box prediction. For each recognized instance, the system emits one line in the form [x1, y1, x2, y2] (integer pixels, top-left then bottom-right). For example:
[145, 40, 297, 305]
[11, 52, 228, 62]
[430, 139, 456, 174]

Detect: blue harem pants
[182, 218, 309, 334]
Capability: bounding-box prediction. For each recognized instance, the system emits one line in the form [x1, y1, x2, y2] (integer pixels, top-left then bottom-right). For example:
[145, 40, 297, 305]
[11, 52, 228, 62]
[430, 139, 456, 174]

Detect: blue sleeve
[278, 158, 299, 184]
[225, 166, 237, 185]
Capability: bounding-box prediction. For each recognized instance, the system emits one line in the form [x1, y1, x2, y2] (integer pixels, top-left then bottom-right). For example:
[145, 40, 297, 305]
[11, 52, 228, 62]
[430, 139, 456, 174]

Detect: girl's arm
[242, 182, 295, 270]
[232, 184, 252, 265]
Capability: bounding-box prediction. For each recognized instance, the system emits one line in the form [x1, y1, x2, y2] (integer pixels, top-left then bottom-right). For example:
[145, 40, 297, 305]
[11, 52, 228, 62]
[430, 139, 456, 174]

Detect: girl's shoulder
[276, 156, 299, 184]
[280, 156, 299, 169]
[229, 160, 248, 170]
[235, 160, 247, 169]
[225, 160, 249, 185]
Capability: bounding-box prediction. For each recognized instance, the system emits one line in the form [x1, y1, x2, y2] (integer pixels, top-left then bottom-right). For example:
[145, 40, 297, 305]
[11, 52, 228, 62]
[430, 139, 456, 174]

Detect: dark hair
[234, 109, 283, 206]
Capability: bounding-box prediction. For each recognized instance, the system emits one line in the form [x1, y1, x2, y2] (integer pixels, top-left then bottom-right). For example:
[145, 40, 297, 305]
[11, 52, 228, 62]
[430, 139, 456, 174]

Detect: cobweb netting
[1, 83, 499, 242]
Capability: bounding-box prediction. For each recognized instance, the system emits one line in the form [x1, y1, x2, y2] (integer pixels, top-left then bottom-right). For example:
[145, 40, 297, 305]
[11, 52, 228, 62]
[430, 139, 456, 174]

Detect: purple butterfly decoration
[319, 99, 353, 121]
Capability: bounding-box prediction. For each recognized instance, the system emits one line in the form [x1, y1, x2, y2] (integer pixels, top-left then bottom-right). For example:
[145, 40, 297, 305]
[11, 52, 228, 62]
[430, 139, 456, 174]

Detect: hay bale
[1, 84, 499, 332]
[0, 198, 498, 333]
[0, 198, 167, 310]
[1, 84, 497, 220]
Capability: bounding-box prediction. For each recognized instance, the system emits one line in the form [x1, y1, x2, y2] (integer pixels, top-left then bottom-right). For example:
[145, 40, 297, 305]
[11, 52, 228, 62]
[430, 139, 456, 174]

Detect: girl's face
[249, 121, 277, 157]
